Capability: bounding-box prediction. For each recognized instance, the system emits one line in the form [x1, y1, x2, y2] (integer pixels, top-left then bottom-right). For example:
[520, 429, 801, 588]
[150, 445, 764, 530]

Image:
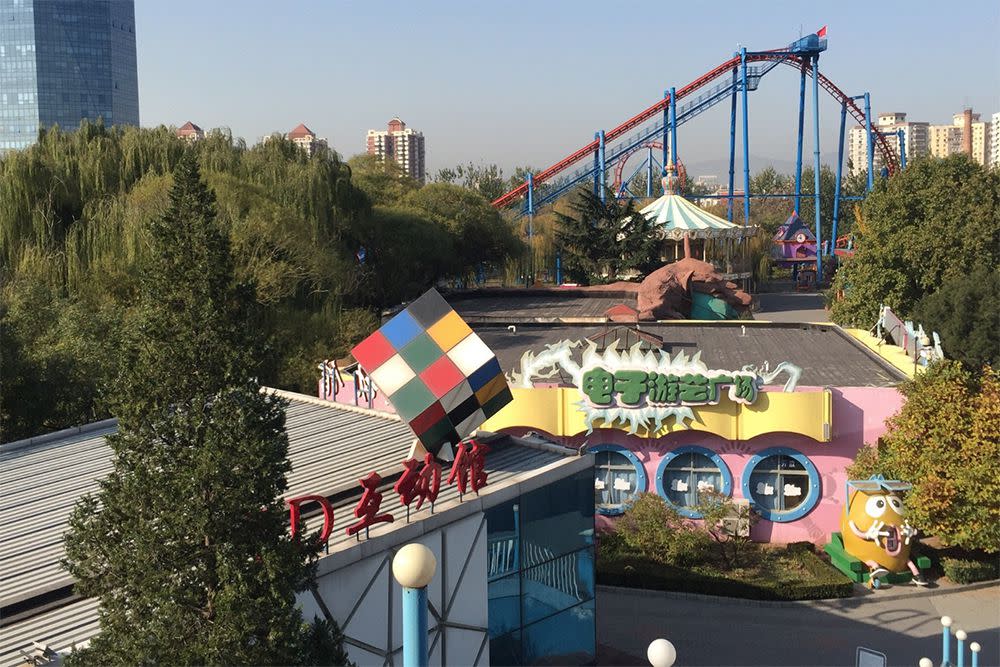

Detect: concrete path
[597, 582, 1000, 666]
[755, 292, 830, 323]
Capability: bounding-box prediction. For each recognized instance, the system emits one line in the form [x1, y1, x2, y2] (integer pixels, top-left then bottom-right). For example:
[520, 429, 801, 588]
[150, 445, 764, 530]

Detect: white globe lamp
[392, 543, 437, 589]
[647, 638, 677, 667]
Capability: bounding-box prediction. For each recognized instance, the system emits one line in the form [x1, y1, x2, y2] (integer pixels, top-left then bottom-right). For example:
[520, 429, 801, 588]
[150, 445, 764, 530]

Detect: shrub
[941, 557, 1000, 584]
[615, 493, 711, 566]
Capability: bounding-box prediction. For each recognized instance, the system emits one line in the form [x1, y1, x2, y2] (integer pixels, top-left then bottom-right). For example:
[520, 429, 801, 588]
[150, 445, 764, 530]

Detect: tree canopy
[63, 156, 351, 664]
[830, 155, 1000, 328]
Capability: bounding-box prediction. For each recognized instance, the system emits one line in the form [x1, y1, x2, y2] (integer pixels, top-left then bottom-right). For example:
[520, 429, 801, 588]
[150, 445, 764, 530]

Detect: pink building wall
[503, 386, 904, 544]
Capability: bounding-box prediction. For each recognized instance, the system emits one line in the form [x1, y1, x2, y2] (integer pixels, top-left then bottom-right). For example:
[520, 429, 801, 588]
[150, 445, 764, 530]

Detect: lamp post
[956, 630, 967, 667]
[970, 642, 981, 667]
[647, 638, 676, 667]
[920, 659, 934, 667]
[942, 616, 953, 667]
[393, 543, 437, 667]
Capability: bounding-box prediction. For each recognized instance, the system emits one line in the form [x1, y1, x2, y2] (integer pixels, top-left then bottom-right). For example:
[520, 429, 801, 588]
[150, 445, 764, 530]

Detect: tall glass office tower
[0, 0, 139, 156]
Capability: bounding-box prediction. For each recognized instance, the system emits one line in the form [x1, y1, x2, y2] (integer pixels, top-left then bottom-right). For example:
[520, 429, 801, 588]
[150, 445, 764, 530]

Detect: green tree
[347, 153, 418, 206]
[63, 155, 349, 665]
[911, 265, 1000, 371]
[846, 362, 1000, 552]
[400, 183, 524, 279]
[554, 187, 658, 284]
[831, 155, 1000, 327]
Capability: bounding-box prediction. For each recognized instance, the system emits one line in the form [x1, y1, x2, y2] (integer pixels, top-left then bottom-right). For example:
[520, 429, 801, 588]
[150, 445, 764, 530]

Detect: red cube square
[419, 355, 466, 399]
[351, 331, 396, 371]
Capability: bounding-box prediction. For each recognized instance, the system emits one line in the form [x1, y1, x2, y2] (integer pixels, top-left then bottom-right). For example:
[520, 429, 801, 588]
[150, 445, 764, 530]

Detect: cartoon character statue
[840, 476, 927, 587]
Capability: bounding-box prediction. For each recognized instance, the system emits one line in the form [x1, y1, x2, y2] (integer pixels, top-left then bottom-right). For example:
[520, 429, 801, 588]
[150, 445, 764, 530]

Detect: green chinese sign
[580, 367, 760, 407]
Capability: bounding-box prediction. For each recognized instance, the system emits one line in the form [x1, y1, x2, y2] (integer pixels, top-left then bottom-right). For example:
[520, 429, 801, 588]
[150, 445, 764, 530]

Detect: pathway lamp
[393, 543, 437, 667]
[647, 638, 677, 667]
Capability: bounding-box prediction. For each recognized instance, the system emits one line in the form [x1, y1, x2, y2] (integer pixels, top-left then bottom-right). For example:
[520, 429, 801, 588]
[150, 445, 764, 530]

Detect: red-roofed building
[274, 123, 329, 157]
[176, 121, 204, 142]
[366, 117, 426, 183]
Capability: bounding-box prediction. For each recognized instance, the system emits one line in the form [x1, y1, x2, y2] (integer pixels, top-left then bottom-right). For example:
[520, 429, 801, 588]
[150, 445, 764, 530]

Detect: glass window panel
[487, 574, 520, 637]
[520, 468, 594, 567]
[485, 499, 519, 581]
[521, 599, 596, 666]
[750, 455, 812, 512]
[521, 546, 594, 626]
[664, 452, 723, 508]
[489, 630, 521, 667]
[594, 450, 639, 512]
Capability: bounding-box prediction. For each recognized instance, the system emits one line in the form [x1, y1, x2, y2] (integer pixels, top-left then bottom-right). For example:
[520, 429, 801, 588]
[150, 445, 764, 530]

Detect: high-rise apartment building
[848, 112, 928, 176]
[0, 0, 139, 156]
[366, 117, 426, 183]
[990, 112, 1000, 168]
[929, 124, 962, 158]
[285, 123, 328, 156]
[176, 121, 204, 142]
[950, 112, 990, 165]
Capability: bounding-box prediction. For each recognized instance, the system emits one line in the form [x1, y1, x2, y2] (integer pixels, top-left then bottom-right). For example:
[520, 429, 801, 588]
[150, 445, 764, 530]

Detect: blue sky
[136, 0, 999, 178]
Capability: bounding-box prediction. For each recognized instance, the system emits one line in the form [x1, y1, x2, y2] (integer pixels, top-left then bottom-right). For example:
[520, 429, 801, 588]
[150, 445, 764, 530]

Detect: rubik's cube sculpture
[351, 289, 512, 458]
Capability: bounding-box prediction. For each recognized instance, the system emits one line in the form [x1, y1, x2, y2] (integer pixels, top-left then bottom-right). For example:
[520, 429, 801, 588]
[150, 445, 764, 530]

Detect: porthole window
[589, 445, 646, 516]
[741, 447, 820, 522]
[655, 446, 732, 518]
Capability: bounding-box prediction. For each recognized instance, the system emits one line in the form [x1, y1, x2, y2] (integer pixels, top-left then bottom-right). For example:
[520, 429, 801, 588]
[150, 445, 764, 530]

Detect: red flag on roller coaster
[816, 26, 828, 39]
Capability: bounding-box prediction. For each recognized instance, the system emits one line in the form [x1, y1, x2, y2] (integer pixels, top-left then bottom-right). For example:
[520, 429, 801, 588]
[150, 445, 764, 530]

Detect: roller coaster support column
[810, 55, 823, 283]
[662, 90, 670, 168]
[727, 63, 737, 222]
[831, 99, 847, 256]
[794, 62, 807, 215]
[739, 47, 750, 225]
[670, 86, 678, 171]
[646, 146, 654, 197]
[864, 92, 874, 192]
[897, 129, 907, 169]
[598, 131, 607, 203]
[526, 172, 534, 287]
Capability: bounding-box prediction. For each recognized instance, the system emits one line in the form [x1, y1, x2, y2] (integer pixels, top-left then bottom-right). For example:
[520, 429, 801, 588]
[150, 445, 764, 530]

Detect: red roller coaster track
[491, 52, 896, 209]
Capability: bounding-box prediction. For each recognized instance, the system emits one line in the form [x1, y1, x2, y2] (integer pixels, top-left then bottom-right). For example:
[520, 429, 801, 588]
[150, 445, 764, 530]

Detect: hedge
[597, 550, 854, 601]
[941, 557, 1000, 584]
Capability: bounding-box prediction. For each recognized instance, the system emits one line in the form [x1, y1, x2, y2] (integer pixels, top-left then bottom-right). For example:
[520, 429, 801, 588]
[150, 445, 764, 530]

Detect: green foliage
[940, 557, 1000, 584]
[911, 265, 1000, 371]
[63, 161, 349, 665]
[694, 491, 760, 569]
[611, 493, 711, 566]
[846, 361, 1000, 552]
[554, 187, 659, 284]
[831, 155, 1000, 327]
[347, 154, 419, 206]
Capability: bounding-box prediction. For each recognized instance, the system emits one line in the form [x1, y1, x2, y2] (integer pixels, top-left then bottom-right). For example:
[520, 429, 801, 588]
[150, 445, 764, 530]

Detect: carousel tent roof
[638, 193, 754, 240]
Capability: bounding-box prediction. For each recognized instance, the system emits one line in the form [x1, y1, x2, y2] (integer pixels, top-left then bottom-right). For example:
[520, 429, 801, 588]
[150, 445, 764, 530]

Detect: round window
[742, 448, 820, 522]
[591, 445, 646, 516]
[655, 447, 732, 519]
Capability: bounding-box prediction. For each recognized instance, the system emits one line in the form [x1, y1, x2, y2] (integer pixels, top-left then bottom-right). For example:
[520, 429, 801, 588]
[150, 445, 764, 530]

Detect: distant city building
[694, 175, 718, 188]
[176, 121, 204, 142]
[928, 124, 962, 159]
[990, 112, 1000, 168]
[950, 111, 990, 166]
[287, 123, 328, 157]
[0, 0, 140, 157]
[366, 117, 426, 183]
[848, 112, 928, 176]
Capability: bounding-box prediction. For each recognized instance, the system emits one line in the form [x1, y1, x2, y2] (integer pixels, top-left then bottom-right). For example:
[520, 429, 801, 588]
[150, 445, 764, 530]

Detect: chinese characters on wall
[581, 366, 760, 407]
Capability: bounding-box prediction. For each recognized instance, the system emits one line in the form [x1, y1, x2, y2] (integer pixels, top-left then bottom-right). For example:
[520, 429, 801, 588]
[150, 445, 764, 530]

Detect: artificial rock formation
[637, 258, 752, 320]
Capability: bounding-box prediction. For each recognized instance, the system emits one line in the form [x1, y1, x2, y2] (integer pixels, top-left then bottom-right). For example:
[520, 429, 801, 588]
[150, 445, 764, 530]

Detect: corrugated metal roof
[0, 393, 415, 609]
[0, 416, 583, 667]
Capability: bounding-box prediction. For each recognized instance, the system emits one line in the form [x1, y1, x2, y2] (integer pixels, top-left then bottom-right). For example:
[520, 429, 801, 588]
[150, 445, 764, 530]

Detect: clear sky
[136, 0, 1000, 178]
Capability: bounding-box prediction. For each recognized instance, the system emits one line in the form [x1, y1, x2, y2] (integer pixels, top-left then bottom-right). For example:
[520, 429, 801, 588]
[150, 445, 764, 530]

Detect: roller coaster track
[491, 49, 897, 211]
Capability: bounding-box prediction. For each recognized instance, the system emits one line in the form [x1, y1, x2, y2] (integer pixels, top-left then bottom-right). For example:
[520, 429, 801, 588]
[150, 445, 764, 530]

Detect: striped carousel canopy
[638, 193, 754, 241]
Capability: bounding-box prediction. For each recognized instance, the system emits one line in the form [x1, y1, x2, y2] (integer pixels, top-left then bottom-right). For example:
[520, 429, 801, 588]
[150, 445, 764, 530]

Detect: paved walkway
[754, 292, 830, 323]
[597, 582, 1000, 666]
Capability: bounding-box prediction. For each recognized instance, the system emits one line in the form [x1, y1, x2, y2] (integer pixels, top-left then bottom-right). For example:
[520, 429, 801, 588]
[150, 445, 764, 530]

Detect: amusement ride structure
[490, 29, 906, 283]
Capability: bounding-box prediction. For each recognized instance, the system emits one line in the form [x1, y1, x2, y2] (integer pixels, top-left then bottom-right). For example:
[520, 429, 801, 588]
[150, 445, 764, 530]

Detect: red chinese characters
[447, 440, 490, 495]
[286, 495, 335, 543]
[346, 471, 395, 536]
[394, 453, 442, 510]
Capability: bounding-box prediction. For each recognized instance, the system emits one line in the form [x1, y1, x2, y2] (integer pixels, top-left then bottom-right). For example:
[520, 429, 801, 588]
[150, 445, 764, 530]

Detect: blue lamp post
[942, 616, 953, 666]
[970, 641, 981, 667]
[956, 630, 967, 667]
[393, 543, 437, 667]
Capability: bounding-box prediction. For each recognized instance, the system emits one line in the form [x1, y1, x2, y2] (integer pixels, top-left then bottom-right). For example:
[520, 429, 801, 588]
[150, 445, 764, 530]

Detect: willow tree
[63, 154, 350, 665]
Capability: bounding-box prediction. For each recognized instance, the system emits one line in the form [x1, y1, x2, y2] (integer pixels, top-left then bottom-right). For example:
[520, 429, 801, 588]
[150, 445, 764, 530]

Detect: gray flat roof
[448, 289, 636, 322]
[473, 321, 906, 388]
[0, 395, 586, 666]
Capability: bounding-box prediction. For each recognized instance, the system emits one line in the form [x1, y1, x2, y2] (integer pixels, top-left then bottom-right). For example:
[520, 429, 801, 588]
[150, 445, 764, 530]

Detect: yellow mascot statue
[839, 476, 928, 588]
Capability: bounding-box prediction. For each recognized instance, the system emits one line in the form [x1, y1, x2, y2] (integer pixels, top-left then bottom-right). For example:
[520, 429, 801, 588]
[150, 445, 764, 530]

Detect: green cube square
[399, 332, 443, 374]
[391, 377, 436, 421]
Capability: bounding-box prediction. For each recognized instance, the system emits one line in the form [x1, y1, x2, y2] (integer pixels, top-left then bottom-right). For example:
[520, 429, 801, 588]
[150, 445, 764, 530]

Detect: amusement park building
[0, 392, 597, 666]
[327, 291, 914, 548]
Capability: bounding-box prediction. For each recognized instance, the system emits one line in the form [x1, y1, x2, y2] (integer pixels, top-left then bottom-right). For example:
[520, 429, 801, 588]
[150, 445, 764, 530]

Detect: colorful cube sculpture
[351, 289, 512, 458]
